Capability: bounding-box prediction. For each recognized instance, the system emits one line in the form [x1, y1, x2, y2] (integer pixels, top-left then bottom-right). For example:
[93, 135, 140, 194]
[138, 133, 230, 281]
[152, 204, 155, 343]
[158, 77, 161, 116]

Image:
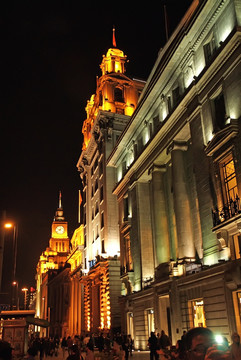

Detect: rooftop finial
[112, 26, 117, 48]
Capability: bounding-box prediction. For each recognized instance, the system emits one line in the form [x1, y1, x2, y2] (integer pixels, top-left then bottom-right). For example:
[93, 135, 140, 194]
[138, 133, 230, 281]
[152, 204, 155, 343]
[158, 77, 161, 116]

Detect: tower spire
[54, 191, 64, 221]
[112, 26, 117, 48]
[59, 190, 62, 209]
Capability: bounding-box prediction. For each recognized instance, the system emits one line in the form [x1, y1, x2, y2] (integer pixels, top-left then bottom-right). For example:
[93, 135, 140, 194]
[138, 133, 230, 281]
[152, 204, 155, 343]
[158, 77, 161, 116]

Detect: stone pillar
[168, 141, 195, 259]
[150, 165, 170, 266]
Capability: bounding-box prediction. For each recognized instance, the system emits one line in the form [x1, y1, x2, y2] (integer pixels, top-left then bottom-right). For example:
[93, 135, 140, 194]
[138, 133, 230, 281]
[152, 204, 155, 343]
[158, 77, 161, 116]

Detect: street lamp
[1, 222, 18, 309]
[22, 287, 28, 310]
[12, 281, 19, 310]
[3, 223, 18, 281]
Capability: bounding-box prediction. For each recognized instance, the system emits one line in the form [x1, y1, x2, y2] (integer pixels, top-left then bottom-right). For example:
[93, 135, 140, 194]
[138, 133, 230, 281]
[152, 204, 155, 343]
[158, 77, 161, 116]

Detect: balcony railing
[212, 195, 241, 227]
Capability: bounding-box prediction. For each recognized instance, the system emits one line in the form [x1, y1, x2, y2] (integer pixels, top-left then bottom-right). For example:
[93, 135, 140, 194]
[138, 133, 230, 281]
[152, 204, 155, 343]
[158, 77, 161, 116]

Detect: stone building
[36, 193, 85, 337]
[107, 0, 241, 349]
[76, 35, 145, 333]
[35, 193, 70, 336]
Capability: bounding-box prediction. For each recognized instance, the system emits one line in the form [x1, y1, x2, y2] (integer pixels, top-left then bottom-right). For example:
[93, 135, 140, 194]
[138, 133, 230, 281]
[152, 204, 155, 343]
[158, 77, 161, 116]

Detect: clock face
[55, 225, 65, 234]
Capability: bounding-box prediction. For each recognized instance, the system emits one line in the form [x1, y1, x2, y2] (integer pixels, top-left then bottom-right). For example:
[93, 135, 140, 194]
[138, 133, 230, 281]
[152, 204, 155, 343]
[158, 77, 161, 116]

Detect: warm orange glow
[67, 225, 84, 271]
[22, 287, 28, 292]
[101, 48, 126, 75]
[81, 45, 142, 151]
[4, 223, 13, 229]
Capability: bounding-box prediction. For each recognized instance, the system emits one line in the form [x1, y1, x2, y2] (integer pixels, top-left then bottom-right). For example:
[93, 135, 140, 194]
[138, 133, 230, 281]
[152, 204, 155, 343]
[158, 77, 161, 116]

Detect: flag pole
[164, 4, 169, 42]
[112, 26, 117, 48]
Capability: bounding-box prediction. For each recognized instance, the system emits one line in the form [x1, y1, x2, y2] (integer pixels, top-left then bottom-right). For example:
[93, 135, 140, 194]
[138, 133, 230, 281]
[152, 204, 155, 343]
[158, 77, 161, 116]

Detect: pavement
[43, 350, 150, 360]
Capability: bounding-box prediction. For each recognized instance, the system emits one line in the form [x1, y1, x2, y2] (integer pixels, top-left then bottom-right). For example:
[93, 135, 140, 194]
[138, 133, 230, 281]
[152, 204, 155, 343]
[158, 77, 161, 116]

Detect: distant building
[35, 192, 70, 336]
[76, 35, 145, 333]
[107, 0, 241, 348]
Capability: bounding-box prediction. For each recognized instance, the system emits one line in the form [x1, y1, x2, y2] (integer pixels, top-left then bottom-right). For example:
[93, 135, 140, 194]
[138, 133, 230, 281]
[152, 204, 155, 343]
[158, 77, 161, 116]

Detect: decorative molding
[205, 119, 239, 156]
[167, 140, 188, 154]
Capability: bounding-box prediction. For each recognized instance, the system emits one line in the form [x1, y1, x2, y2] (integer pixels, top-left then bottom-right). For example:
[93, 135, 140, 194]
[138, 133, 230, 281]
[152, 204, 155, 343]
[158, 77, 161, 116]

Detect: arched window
[114, 87, 124, 102]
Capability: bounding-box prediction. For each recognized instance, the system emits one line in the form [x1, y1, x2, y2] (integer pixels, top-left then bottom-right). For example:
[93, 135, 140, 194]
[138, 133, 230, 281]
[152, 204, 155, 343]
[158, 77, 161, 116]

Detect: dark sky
[0, 0, 192, 294]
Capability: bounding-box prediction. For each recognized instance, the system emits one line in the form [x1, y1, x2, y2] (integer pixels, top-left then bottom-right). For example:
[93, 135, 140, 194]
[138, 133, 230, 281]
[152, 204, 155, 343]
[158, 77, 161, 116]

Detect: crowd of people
[1, 327, 241, 360]
[25, 332, 134, 360]
[147, 327, 241, 360]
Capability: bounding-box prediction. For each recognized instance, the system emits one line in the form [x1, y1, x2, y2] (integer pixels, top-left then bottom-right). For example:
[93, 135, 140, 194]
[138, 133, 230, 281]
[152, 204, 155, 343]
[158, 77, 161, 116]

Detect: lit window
[124, 235, 133, 272]
[232, 235, 241, 260]
[212, 153, 240, 226]
[220, 154, 238, 204]
[147, 309, 155, 335]
[190, 299, 206, 328]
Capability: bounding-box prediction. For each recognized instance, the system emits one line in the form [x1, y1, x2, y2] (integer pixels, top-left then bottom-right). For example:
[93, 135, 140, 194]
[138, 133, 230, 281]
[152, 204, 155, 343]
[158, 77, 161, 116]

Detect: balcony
[212, 195, 241, 227]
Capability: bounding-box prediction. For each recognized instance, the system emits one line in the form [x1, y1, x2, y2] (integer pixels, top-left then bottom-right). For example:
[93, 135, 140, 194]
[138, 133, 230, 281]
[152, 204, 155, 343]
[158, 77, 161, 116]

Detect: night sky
[0, 0, 192, 296]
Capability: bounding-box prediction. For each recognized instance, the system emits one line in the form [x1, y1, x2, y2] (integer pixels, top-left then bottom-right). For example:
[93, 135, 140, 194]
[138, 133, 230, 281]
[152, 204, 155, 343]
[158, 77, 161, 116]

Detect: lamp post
[4, 223, 18, 281]
[3, 222, 18, 310]
[22, 287, 28, 310]
[12, 281, 19, 310]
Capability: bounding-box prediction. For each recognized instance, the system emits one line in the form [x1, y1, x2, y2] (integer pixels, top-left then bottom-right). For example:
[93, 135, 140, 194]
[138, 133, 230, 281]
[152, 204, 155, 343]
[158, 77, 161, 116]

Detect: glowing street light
[4, 223, 13, 229]
[1, 221, 18, 309]
[12, 281, 19, 310]
[3, 222, 18, 281]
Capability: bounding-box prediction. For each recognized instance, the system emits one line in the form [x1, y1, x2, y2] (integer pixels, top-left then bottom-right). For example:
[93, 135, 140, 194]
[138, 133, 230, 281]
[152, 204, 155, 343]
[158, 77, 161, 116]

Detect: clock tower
[49, 191, 69, 253]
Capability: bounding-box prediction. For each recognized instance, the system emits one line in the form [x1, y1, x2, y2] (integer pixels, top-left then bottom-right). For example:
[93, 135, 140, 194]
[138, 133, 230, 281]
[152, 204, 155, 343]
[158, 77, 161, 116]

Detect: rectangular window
[96, 224, 99, 239]
[233, 234, 241, 260]
[125, 235, 133, 271]
[220, 154, 238, 204]
[212, 153, 240, 226]
[100, 185, 104, 202]
[233, 291, 241, 335]
[172, 86, 180, 106]
[99, 160, 103, 177]
[147, 309, 155, 335]
[153, 115, 159, 130]
[204, 37, 216, 64]
[190, 299, 206, 328]
[133, 143, 138, 159]
[213, 92, 226, 131]
[167, 96, 172, 114]
[123, 197, 129, 221]
[101, 239, 105, 253]
[101, 212, 104, 229]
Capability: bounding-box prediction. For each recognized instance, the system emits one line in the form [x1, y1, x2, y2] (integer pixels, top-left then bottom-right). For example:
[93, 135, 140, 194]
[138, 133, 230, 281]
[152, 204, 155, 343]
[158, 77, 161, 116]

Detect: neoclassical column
[150, 164, 170, 266]
[168, 141, 195, 260]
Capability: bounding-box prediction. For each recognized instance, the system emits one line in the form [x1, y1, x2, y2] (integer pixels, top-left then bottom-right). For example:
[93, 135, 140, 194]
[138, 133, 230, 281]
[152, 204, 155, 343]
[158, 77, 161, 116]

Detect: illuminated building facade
[107, 0, 241, 348]
[66, 225, 85, 336]
[77, 35, 145, 333]
[35, 193, 70, 336]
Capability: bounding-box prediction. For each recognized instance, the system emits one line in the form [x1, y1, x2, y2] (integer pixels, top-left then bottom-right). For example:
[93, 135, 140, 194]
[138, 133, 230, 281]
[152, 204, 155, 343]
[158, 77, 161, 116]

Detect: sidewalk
[45, 350, 150, 360]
